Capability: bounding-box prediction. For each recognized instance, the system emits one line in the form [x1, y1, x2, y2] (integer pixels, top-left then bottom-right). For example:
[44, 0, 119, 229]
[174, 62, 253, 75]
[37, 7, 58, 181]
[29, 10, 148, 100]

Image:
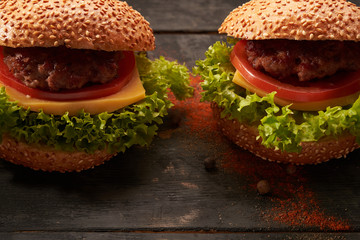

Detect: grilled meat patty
[3, 47, 122, 91]
[245, 40, 360, 82]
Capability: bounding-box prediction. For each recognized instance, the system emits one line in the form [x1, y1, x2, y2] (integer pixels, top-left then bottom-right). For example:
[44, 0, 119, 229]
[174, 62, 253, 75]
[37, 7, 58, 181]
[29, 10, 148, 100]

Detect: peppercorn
[204, 157, 217, 171]
[257, 179, 271, 195]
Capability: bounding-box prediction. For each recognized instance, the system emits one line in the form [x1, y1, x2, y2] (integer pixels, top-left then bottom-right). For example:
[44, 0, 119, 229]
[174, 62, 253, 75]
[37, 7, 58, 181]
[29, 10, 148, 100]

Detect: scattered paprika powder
[169, 75, 351, 231]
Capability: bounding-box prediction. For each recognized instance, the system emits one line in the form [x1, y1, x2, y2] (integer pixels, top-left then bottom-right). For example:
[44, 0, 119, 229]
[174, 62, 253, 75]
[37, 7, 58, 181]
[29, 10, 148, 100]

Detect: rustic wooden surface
[1, 0, 360, 239]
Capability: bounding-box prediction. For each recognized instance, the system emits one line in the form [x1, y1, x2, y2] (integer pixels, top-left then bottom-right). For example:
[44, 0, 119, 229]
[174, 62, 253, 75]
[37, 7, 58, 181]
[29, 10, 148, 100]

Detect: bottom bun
[212, 103, 359, 165]
[0, 135, 116, 172]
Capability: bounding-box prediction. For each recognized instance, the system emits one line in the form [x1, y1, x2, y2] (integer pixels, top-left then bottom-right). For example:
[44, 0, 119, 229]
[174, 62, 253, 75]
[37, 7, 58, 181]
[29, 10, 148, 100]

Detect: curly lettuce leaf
[136, 53, 193, 100]
[0, 54, 193, 153]
[194, 41, 360, 153]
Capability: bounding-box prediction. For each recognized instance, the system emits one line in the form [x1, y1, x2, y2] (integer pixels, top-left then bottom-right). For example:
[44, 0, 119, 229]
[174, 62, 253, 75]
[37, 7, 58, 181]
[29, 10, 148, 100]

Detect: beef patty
[3, 47, 122, 91]
[245, 40, 360, 82]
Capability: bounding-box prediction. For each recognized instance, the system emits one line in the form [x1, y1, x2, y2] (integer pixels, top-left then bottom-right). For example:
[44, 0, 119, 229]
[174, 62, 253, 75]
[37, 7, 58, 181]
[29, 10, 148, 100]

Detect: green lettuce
[194, 41, 360, 153]
[0, 53, 193, 153]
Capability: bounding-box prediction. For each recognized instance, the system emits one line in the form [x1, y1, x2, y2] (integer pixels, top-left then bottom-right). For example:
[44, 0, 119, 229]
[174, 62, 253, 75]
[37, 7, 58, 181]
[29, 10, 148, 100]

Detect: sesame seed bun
[0, 135, 115, 172]
[0, 0, 155, 51]
[219, 0, 360, 41]
[212, 104, 359, 165]
[214, 0, 360, 164]
[0, 0, 154, 172]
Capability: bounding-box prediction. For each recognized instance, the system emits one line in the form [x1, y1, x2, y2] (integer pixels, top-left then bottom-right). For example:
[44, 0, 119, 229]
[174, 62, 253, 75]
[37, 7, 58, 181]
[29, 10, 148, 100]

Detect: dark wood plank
[131, 0, 359, 32]
[148, 34, 227, 67]
[131, 0, 245, 32]
[0, 134, 262, 231]
[2, 232, 360, 240]
[0, 34, 360, 236]
[1, 0, 360, 238]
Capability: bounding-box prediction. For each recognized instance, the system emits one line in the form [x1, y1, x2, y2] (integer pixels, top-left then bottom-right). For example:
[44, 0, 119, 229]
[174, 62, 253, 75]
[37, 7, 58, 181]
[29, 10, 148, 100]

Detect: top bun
[219, 0, 360, 41]
[0, 0, 155, 51]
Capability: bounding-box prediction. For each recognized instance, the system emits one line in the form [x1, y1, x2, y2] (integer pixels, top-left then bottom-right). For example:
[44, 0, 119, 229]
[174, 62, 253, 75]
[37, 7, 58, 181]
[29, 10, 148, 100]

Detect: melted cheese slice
[233, 70, 359, 111]
[0, 66, 145, 116]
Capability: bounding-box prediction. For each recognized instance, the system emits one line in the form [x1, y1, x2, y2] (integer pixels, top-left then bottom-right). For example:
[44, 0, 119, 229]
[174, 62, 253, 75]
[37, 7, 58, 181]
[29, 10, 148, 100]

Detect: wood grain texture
[149, 34, 227, 67]
[1, 0, 360, 239]
[131, 0, 359, 32]
[0, 56, 359, 232]
[131, 0, 245, 32]
[1, 232, 360, 240]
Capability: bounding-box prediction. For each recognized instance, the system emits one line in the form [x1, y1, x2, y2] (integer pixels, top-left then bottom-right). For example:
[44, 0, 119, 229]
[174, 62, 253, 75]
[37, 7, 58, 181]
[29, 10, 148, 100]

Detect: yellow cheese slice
[233, 70, 359, 111]
[0, 66, 145, 116]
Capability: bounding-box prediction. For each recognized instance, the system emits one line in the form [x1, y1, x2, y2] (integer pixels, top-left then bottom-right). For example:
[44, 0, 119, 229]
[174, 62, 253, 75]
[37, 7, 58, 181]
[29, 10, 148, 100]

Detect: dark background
[1, 1, 360, 239]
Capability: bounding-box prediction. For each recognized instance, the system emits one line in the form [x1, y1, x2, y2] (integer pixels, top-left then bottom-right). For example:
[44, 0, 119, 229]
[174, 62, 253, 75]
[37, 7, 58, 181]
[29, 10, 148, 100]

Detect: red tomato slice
[231, 40, 360, 102]
[0, 47, 135, 101]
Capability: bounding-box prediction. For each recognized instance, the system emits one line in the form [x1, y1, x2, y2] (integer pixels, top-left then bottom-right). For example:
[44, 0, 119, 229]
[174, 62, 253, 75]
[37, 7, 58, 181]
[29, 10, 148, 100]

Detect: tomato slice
[0, 47, 135, 101]
[231, 40, 360, 102]
[233, 69, 360, 111]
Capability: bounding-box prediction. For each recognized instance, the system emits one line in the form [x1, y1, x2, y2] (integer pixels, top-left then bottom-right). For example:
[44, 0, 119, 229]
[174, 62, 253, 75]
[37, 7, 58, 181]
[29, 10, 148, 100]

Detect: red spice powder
[269, 186, 350, 231]
[170, 75, 219, 139]
[170, 75, 351, 231]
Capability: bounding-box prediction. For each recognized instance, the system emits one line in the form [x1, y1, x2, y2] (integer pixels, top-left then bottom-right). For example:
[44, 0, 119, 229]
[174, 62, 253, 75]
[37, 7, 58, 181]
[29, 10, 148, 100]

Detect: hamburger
[194, 0, 360, 164]
[0, 0, 193, 172]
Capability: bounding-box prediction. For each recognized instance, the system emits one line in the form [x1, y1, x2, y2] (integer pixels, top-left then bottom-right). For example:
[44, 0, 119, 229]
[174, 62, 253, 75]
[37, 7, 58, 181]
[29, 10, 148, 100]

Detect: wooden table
[1, 0, 360, 239]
